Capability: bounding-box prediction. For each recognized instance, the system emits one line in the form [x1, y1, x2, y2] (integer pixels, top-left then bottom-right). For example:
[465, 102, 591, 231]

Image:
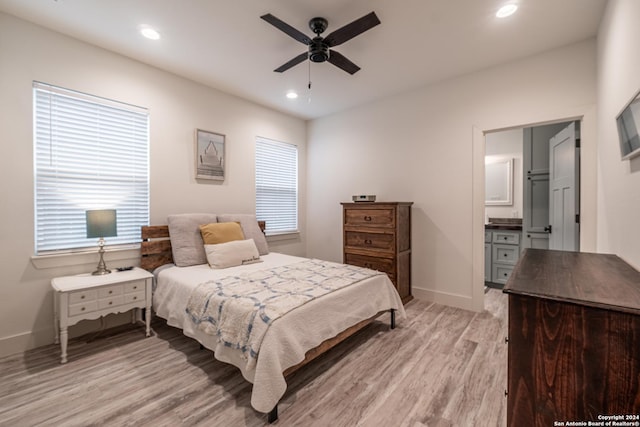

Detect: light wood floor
[0, 289, 507, 427]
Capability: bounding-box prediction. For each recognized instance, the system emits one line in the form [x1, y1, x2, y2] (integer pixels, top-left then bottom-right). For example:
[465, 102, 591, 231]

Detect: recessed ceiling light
[140, 26, 160, 40]
[496, 4, 518, 18]
[286, 91, 298, 99]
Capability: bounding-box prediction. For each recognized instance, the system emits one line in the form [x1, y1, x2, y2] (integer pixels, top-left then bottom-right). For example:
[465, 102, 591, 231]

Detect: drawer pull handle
[133, 296, 137, 300]
[109, 301, 113, 305]
[133, 286, 137, 290]
[503, 237, 507, 240]
[364, 216, 372, 222]
[109, 290, 113, 294]
[81, 307, 86, 311]
[504, 273, 508, 277]
[364, 239, 372, 245]
[81, 295, 85, 299]
[504, 253, 508, 257]
[364, 263, 373, 269]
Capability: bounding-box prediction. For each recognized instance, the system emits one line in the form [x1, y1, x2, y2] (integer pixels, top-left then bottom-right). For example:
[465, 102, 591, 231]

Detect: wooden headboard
[140, 221, 266, 271]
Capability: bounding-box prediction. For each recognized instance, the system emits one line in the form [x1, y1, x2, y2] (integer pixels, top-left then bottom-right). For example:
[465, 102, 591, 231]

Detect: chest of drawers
[341, 202, 413, 303]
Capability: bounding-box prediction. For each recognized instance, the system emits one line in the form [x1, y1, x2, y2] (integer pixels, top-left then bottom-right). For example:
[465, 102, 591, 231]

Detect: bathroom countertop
[485, 217, 522, 231]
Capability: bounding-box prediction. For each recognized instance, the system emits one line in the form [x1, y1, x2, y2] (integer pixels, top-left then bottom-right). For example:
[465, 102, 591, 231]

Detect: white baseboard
[0, 328, 52, 359]
[0, 312, 137, 359]
[412, 286, 479, 312]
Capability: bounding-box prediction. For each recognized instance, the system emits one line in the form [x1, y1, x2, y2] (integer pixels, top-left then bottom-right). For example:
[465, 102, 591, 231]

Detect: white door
[548, 122, 580, 251]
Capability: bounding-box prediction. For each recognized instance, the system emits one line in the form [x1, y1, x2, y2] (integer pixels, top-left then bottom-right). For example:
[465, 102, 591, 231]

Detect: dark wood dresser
[503, 249, 640, 426]
[341, 202, 413, 304]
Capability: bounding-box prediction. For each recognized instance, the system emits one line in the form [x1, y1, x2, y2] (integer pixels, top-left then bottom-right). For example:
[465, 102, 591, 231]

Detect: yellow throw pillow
[199, 222, 244, 245]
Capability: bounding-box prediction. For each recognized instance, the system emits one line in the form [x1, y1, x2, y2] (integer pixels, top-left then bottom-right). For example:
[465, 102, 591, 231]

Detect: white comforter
[153, 253, 406, 413]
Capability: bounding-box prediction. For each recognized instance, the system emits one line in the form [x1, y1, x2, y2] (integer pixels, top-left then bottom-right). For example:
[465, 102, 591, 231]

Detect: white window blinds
[255, 137, 298, 235]
[33, 82, 149, 254]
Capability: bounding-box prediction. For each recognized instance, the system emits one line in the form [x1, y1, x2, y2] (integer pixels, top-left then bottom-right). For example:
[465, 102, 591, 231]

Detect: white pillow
[204, 239, 262, 269]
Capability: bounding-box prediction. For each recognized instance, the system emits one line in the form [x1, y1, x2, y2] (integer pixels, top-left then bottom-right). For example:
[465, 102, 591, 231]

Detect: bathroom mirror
[485, 158, 513, 206]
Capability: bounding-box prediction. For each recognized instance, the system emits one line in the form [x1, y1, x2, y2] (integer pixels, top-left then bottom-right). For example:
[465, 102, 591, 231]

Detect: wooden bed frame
[140, 223, 395, 423]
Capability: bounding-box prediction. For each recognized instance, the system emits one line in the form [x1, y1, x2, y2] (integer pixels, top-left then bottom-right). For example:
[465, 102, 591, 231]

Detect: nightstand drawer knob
[133, 286, 137, 290]
[364, 215, 372, 221]
[81, 295, 85, 299]
[364, 239, 372, 245]
[109, 301, 113, 305]
[81, 307, 86, 311]
[109, 290, 113, 294]
[133, 296, 137, 300]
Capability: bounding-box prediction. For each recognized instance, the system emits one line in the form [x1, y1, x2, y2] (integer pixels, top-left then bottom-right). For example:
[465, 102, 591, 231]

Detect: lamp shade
[86, 209, 117, 238]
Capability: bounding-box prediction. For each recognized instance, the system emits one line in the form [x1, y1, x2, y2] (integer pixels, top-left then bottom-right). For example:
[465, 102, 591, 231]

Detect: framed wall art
[195, 129, 225, 181]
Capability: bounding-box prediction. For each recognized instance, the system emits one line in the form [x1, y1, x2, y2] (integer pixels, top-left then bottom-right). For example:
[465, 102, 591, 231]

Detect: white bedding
[153, 253, 406, 413]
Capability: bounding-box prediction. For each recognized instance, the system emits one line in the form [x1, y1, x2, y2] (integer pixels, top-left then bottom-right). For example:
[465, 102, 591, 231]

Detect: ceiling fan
[260, 11, 380, 75]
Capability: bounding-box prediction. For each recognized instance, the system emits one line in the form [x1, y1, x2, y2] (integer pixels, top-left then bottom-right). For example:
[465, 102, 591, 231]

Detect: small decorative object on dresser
[51, 267, 153, 364]
[341, 201, 413, 303]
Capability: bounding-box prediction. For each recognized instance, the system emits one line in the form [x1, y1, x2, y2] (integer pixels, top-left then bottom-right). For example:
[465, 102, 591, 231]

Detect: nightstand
[51, 267, 153, 363]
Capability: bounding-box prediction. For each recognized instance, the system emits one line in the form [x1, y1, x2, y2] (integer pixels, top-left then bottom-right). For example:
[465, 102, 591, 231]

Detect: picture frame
[195, 129, 225, 181]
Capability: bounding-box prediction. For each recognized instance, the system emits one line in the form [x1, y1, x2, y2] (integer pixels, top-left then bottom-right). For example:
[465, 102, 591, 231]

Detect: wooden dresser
[341, 202, 413, 304]
[503, 249, 640, 426]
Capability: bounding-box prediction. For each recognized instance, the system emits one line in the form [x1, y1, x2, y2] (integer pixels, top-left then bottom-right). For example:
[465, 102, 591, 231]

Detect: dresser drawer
[68, 301, 98, 316]
[492, 231, 520, 245]
[69, 289, 97, 305]
[124, 281, 145, 294]
[345, 253, 395, 276]
[124, 291, 145, 304]
[344, 208, 395, 228]
[493, 244, 520, 265]
[345, 231, 395, 252]
[98, 295, 124, 310]
[98, 284, 123, 298]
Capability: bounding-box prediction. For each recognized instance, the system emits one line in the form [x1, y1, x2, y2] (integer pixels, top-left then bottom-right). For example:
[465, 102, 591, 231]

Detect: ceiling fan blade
[327, 50, 360, 74]
[261, 14, 312, 45]
[324, 12, 381, 47]
[274, 52, 308, 73]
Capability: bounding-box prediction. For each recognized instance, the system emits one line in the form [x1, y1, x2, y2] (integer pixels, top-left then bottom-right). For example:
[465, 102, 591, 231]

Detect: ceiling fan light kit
[261, 11, 380, 75]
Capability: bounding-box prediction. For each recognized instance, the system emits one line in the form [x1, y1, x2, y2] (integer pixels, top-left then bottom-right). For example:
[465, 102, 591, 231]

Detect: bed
[140, 214, 405, 422]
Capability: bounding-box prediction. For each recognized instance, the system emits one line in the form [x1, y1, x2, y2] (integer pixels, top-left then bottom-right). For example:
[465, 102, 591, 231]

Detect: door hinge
[576, 214, 580, 224]
[576, 138, 581, 148]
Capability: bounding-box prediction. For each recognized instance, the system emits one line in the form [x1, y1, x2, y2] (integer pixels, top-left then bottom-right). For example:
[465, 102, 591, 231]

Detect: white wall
[596, 0, 640, 269]
[485, 129, 523, 220]
[307, 40, 598, 311]
[0, 13, 307, 357]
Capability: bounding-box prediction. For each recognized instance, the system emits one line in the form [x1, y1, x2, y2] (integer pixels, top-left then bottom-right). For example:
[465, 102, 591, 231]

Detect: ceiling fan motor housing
[309, 37, 329, 62]
[309, 17, 328, 34]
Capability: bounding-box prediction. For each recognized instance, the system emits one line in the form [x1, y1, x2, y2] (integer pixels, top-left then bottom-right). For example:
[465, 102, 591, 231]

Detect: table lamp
[86, 209, 117, 275]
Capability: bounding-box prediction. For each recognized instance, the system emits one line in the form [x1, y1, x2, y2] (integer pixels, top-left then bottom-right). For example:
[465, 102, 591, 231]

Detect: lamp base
[92, 242, 111, 275]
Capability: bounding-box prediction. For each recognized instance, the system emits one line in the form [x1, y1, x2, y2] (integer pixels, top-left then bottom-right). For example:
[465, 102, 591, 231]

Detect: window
[33, 82, 149, 254]
[255, 137, 298, 236]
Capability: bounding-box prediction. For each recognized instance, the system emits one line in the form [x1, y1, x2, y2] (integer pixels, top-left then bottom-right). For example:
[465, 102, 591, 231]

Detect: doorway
[477, 120, 582, 297]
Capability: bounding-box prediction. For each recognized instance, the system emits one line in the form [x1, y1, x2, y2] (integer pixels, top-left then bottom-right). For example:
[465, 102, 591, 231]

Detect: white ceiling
[0, 0, 607, 120]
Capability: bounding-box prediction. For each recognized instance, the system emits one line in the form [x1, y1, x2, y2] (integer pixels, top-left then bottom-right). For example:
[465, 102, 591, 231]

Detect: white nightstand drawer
[124, 281, 144, 294]
[69, 301, 98, 316]
[99, 295, 124, 309]
[124, 291, 145, 304]
[69, 290, 97, 304]
[98, 284, 123, 298]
